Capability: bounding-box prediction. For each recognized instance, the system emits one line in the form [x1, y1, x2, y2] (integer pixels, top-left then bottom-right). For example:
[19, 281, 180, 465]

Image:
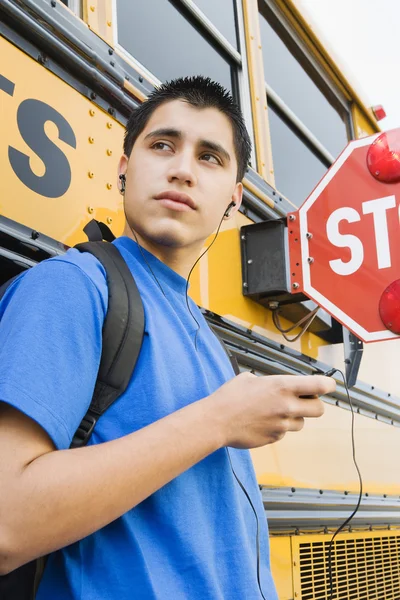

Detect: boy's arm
[0, 373, 334, 574]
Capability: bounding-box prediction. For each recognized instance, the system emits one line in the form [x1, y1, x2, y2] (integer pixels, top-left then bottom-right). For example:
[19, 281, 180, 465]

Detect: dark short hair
[123, 76, 251, 182]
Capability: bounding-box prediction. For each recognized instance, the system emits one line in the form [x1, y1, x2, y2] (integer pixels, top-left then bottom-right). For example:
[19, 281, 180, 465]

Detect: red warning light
[371, 105, 386, 121]
[367, 129, 400, 184]
[379, 280, 400, 335]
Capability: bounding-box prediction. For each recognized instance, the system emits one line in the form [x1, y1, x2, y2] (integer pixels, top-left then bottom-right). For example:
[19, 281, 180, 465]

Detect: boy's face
[119, 99, 242, 252]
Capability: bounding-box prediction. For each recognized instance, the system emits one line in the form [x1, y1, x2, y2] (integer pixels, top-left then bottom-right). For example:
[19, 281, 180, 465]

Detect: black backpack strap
[70, 241, 145, 448]
[213, 330, 240, 376]
[83, 219, 116, 242]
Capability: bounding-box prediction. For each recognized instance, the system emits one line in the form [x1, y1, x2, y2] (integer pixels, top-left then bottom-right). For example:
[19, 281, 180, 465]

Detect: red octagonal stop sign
[288, 128, 400, 343]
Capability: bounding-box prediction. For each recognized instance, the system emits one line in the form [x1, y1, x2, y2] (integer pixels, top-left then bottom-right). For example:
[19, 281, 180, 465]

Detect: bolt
[90, 5, 95, 11]
[50, 0, 56, 6]
[307, 257, 314, 264]
[107, 20, 112, 27]
[110, 60, 115, 67]
[106, 149, 112, 156]
[247, 259, 253, 264]
[88, 171, 94, 179]
[108, 48, 113, 55]
[243, 282, 248, 288]
[293, 562, 297, 567]
[268, 301, 279, 310]
[106, 183, 112, 190]
[241, 235, 246, 240]
[31, 230, 40, 240]
[88, 206, 94, 214]
[107, 217, 113, 224]
[108, 107, 115, 116]
[139, 76, 144, 83]
[88, 137, 94, 144]
[288, 214, 296, 221]
[38, 54, 48, 65]
[90, 92, 97, 100]
[107, 122, 113, 129]
[292, 282, 299, 290]
[89, 109, 95, 116]
[375, 170, 380, 176]
[306, 232, 313, 239]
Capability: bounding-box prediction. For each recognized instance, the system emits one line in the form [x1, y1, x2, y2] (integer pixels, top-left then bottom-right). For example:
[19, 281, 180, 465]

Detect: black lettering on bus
[0, 74, 15, 96]
[8, 99, 76, 198]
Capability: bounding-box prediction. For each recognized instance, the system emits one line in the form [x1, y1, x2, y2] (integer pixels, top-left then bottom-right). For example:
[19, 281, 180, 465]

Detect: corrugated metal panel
[292, 531, 400, 599]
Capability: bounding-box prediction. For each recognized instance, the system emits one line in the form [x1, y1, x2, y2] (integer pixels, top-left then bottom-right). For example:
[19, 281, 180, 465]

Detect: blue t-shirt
[0, 236, 278, 600]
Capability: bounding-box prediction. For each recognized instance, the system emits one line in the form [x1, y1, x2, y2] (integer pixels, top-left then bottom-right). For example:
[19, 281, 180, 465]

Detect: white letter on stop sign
[326, 195, 396, 275]
[326, 207, 364, 275]
[362, 195, 396, 269]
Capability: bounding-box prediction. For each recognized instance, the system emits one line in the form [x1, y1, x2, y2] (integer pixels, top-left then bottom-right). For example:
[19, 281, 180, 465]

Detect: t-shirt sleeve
[0, 258, 106, 450]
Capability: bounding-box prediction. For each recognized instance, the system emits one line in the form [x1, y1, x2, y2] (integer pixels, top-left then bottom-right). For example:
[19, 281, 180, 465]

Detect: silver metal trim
[266, 82, 335, 165]
[176, 0, 242, 64]
[261, 487, 400, 528]
[235, 0, 257, 168]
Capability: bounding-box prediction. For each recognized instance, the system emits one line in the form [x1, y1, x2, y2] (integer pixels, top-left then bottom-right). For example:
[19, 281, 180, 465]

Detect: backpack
[0, 219, 145, 599]
[0, 219, 238, 599]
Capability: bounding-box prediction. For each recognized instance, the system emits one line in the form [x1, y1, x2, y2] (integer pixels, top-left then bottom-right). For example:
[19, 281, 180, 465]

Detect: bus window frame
[60, 0, 82, 18]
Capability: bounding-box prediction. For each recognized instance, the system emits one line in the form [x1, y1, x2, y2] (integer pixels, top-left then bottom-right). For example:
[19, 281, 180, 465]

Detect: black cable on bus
[322, 368, 363, 600]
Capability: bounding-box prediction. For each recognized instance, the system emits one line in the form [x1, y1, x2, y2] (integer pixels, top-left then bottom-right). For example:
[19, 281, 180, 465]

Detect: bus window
[115, 0, 235, 93]
[258, 4, 350, 206]
[268, 104, 328, 207]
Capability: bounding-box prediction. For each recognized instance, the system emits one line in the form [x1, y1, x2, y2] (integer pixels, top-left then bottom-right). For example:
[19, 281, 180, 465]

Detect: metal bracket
[343, 328, 363, 388]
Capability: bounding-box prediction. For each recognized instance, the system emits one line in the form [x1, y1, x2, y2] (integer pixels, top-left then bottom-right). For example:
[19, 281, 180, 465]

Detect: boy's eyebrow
[199, 139, 231, 163]
[144, 128, 182, 141]
[144, 128, 231, 163]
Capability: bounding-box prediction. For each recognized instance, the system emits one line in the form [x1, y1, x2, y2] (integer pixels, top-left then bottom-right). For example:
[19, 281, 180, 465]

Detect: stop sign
[288, 128, 400, 343]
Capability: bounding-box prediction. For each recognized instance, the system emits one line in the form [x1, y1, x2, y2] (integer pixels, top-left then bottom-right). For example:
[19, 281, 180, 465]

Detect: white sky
[294, 0, 400, 131]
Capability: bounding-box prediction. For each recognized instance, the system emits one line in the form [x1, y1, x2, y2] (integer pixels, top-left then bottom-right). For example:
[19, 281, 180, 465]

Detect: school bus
[1, 1, 399, 598]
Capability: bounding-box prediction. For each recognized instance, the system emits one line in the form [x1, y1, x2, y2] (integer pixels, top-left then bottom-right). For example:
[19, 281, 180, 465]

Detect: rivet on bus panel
[88, 206, 94, 214]
[107, 217, 113, 224]
[89, 109, 95, 117]
[106, 183, 112, 190]
[106, 149, 112, 156]
[88, 137, 94, 144]
[107, 122, 113, 129]
[88, 171, 94, 179]
[107, 21, 112, 27]
[90, 5, 95, 11]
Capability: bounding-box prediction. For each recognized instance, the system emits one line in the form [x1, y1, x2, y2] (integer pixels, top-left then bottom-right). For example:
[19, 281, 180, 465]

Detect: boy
[0, 76, 335, 599]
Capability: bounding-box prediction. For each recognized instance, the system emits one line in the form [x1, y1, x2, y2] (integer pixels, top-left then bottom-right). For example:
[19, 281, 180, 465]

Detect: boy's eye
[201, 153, 221, 165]
[152, 142, 172, 151]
